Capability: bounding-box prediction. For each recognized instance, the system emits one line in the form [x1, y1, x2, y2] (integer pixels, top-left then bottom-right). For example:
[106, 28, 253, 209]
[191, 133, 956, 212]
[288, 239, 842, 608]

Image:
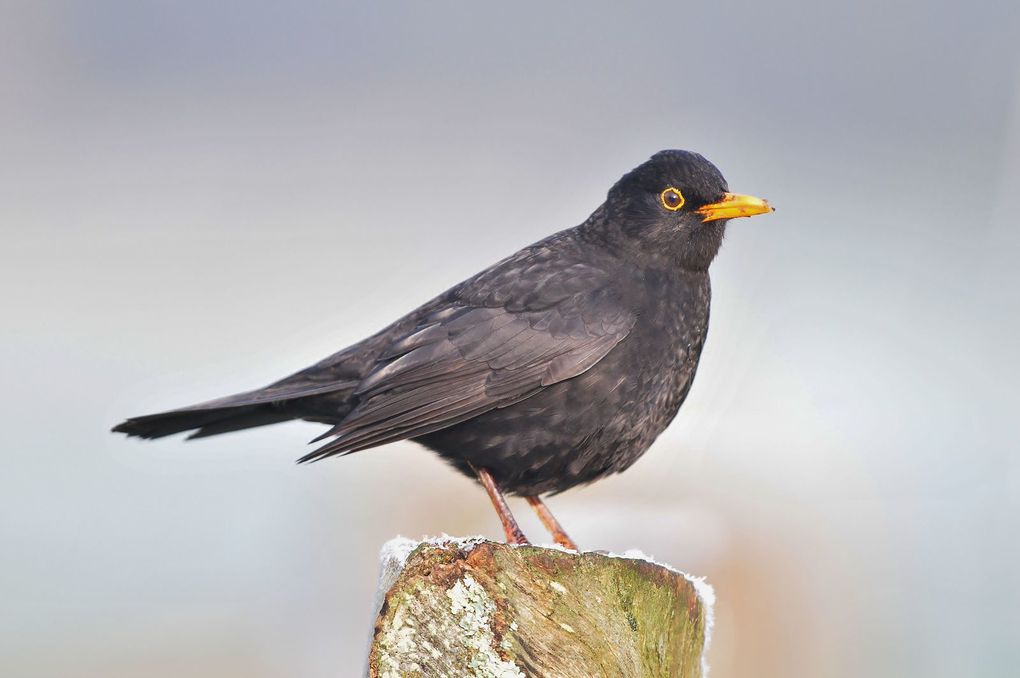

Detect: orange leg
[526, 495, 579, 550]
[473, 465, 529, 545]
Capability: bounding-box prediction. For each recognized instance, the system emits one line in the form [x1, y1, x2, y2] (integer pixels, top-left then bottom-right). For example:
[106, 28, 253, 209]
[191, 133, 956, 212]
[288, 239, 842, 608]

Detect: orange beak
[696, 192, 774, 222]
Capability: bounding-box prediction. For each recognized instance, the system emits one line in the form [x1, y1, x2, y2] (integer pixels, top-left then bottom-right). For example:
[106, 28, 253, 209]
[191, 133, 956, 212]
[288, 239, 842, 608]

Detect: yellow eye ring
[660, 187, 685, 211]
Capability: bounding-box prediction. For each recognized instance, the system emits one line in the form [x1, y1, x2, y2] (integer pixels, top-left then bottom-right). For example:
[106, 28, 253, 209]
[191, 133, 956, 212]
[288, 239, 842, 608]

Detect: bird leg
[472, 465, 529, 545]
[526, 496, 579, 550]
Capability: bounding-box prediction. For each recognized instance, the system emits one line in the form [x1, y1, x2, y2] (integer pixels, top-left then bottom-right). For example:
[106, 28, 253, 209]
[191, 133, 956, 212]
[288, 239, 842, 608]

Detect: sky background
[2, 1, 1018, 677]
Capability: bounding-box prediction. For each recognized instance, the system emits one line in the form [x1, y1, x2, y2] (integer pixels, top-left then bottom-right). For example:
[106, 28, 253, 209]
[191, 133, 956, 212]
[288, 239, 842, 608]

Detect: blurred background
[2, 1, 1018, 676]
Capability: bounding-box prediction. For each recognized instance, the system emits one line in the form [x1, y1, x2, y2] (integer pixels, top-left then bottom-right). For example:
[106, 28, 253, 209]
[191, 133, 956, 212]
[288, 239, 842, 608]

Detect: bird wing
[298, 268, 635, 462]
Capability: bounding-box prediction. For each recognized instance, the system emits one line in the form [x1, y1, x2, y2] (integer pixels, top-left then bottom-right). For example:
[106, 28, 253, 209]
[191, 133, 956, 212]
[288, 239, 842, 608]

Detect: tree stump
[366, 537, 714, 677]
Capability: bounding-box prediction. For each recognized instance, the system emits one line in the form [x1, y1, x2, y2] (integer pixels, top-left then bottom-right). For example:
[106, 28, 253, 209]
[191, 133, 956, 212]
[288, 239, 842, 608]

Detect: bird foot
[473, 464, 533, 546]
[526, 495, 578, 550]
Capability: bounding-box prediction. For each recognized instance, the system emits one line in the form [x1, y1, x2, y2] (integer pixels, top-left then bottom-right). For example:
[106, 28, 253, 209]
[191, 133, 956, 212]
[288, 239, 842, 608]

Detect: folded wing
[299, 285, 634, 462]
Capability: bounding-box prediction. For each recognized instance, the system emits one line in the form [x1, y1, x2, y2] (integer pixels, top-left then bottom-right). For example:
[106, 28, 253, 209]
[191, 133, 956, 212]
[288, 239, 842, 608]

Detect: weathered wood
[367, 538, 713, 678]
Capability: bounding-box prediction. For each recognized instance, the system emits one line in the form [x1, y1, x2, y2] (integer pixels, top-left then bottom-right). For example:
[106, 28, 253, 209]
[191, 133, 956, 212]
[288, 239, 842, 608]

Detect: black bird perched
[114, 150, 773, 548]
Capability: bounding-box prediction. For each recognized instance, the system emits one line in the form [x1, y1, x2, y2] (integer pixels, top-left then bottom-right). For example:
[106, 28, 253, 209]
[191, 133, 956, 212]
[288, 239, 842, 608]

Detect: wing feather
[299, 279, 635, 462]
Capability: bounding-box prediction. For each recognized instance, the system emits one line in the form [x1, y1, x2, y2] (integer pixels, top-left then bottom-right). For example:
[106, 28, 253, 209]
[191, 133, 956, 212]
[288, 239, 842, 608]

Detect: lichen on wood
[367, 538, 712, 678]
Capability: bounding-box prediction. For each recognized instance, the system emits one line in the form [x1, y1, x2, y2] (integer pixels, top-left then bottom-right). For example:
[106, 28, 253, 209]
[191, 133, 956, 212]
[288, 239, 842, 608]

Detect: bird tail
[112, 403, 297, 440]
[112, 378, 359, 440]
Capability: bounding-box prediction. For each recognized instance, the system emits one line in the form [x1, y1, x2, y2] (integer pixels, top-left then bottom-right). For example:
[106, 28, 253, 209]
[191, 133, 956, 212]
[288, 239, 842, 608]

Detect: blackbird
[114, 150, 773, 548]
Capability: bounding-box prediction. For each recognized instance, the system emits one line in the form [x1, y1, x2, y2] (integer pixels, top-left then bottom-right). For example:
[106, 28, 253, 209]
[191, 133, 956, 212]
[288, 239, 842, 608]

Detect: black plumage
[114, 150, 772, 500]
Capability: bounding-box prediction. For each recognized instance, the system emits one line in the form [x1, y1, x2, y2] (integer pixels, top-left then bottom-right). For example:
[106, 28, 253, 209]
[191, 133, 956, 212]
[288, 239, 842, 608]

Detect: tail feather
[112, 404, 291, 440]
[186, 409, 297, 439]
[113, 378, 360, 441]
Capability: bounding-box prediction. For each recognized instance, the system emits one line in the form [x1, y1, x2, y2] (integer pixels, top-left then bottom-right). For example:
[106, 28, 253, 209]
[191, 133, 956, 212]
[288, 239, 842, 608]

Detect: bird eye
[660, 187, 685, 211]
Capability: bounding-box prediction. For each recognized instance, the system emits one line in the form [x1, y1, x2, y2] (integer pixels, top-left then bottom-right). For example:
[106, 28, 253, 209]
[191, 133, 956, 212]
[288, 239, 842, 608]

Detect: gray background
[2, 1, 1018, 676]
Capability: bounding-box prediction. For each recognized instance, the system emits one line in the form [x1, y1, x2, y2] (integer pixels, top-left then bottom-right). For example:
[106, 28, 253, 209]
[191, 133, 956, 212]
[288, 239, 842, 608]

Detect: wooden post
[367, 538, 713, 677]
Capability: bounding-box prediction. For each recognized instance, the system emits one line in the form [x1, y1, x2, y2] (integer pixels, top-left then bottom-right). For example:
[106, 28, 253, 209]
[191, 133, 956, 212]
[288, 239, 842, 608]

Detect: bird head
[602, 150, 773, 271]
